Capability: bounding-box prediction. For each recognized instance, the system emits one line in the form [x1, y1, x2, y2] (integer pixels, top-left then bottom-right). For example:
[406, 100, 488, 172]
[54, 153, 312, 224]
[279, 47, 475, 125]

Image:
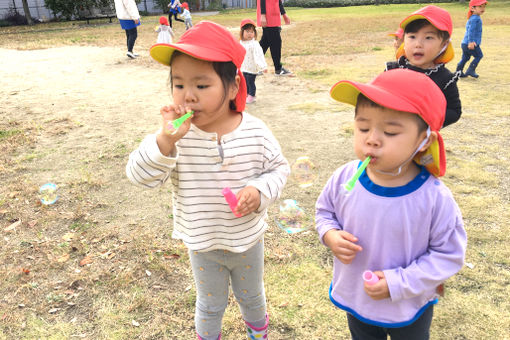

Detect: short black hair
[355, 93, 428, 133]
[404, 19, 450, 42]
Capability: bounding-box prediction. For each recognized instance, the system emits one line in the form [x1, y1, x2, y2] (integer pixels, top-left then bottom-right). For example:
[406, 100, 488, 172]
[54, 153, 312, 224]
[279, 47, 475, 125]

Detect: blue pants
[189, 239, 266, 339]
[457, 43, 483, 70]
[243, 72, 257, 97]
[347, 305, 434, 340]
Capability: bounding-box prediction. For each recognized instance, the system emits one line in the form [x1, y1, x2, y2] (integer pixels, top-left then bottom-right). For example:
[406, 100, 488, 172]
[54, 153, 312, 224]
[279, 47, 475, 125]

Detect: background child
[386, 5, 462, 128]
[388, 27, 404, 52]
[180, 2, 193, 30]
[457, 0, 487, 78]
[126, 21, 289, 340]
[257, 0, 293, 76]
[316, 69, 467, 340]
[155, 16, 174, 44]
[167, 0, 184, 28]
[239, 19, 267, 104]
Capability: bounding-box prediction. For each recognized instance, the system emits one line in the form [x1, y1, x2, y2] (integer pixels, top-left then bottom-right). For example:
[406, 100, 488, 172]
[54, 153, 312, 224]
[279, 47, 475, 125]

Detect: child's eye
[384, 132, 398, 136]
[173, 84, 184, 89]
[197, 85, 209, 89]
[358, 128, 369, 133]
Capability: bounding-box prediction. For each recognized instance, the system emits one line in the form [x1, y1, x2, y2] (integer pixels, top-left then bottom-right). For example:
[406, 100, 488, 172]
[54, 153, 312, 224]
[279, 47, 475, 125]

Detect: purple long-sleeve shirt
[315, 160, 467, 327]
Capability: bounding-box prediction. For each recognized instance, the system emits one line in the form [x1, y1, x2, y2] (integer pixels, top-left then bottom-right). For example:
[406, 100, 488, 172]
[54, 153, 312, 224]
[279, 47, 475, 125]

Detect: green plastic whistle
[169, 111, 193, 131]
[343, 156, 371, 191]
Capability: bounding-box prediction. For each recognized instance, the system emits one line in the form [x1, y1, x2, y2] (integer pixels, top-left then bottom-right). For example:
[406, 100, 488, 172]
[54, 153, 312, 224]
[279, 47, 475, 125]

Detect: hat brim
[150, 43, 232, 66]
[395, 41, 454, 64]
[330, 80, 419, 115]
[400, 14, 450, 34]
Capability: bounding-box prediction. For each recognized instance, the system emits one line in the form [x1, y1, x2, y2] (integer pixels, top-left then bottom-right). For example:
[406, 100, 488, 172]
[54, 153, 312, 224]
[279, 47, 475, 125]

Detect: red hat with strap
[330, 69, 447, 177]
[150, 21, 247, 112]
[468, 0, 488, 18]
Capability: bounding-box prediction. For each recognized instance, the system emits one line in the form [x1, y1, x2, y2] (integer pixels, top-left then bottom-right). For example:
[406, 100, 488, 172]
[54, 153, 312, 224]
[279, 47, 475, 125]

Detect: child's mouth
[413, 52, 424, 59]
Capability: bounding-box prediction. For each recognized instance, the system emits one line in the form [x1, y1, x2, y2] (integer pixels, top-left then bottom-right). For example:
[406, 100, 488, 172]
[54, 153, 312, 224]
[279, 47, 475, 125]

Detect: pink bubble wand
[362, 270, 380, 285]
[222, 187, 242, 217]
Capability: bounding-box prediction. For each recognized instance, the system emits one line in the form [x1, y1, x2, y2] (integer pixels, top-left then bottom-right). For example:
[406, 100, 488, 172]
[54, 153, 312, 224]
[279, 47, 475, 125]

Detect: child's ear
[230, 74, 241, 100]
[420, 131, 438, 152]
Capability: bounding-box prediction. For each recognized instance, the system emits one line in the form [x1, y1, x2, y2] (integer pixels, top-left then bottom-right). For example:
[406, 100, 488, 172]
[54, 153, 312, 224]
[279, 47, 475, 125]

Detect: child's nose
[184, 89, 197, 103]
[366, 130, 381, 147]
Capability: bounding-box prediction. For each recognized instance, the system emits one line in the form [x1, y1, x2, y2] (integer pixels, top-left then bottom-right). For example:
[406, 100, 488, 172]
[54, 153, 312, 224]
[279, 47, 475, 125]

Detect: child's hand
[161, 104, 192, 138]
[468, 42, 477, 50]
[234, 186, 260, 216]
[363, 271, 390, 300]
[283, 14, 291, 25]
[156, 104, 192, 156]
[323, 229, 362, 264]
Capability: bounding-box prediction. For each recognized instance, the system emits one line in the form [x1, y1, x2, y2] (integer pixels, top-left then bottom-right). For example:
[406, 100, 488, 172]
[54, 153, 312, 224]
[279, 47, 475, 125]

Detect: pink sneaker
[246, 95, 256, 104]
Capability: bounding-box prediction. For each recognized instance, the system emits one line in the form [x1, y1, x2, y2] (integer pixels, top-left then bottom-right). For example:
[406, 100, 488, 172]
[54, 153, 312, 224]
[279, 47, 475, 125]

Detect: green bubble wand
[168, 111, 194, 134]
[343, 156, 371, 192]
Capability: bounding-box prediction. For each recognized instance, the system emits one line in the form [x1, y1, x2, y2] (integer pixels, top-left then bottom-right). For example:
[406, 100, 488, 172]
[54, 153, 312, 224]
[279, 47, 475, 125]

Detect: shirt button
[212, 136, 217, 141]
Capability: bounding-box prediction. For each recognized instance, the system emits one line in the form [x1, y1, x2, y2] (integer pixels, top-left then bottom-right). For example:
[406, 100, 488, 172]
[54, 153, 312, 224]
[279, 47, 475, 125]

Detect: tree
[21, 0, 33, 25]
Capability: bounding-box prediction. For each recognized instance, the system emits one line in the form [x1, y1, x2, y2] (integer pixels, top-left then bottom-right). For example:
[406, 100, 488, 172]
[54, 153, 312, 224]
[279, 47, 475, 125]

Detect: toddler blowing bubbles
[316, 69, 467, 340]
[126, 21, 289, 340]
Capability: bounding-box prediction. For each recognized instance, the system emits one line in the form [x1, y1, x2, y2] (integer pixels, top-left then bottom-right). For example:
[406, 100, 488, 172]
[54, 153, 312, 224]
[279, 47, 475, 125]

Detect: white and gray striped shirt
[126, 112, 290, 252]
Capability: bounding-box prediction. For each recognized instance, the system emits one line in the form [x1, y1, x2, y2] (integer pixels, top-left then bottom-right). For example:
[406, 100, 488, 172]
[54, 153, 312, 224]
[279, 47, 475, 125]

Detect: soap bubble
[275, 199, 311, 234]
[39, 183, 58, 205]
[291, 156, 317, 188]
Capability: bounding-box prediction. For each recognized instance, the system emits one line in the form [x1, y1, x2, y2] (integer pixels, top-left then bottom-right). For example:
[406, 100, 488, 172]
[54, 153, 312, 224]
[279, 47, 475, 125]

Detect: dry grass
[1, 2, 510, 339]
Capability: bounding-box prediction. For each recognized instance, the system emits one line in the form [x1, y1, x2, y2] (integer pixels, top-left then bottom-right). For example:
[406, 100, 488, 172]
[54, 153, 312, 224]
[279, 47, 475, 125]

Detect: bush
[284, 0, 457, 7]
[1, 8, 31, 26]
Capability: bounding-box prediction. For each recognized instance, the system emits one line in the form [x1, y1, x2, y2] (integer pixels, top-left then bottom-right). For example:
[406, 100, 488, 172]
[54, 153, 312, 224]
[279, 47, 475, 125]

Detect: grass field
[1, 2, 510, 339]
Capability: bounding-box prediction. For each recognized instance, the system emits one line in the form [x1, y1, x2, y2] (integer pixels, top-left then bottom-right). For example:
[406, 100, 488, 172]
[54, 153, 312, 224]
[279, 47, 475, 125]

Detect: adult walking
[114, 0, 141, 59]
[257, 0, 293, 76]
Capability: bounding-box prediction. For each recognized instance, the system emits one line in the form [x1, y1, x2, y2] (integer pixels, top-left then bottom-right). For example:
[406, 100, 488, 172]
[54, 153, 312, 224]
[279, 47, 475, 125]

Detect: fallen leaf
[79, 256, 93, 266]
[56, 254, 70, 263]
[48, 308, 60, 314]
[4, 220, 21, 232]
[21, 267, 30, 275]
[163, 253, 180, 259]
[28, 220, 38, 228]
[145, 270, 152, 277]
[131, 319, 140, 327]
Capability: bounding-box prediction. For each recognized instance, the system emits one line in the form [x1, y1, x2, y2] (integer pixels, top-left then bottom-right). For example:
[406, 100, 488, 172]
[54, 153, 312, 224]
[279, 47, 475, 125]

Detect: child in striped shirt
[126, 21, 289, 340]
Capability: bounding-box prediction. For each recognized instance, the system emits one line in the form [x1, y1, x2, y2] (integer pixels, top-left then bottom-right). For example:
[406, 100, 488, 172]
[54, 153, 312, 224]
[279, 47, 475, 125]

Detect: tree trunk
[21, 0, 34, 25]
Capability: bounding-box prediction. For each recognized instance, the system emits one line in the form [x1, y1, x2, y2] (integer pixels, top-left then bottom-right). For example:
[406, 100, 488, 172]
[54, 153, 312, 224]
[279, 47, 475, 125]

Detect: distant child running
[180, 2, 193, 30]
[126, 21, 290, 340]
[156, 16, 174, 44]
[386, 5, 462, 128]
[239, 19, 267, 104]
[167, 0, 184, 28]
[456, 0, 487, 78]
[316, 69, 467, 340]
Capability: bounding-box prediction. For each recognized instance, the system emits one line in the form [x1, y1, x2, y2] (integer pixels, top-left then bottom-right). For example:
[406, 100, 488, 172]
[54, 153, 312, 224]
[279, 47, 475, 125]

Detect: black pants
[168, 12, 184, 28]
[259, 26, 282, 72]
[347, 305, 434, 340]
[125, 27, 137, 52]
[243, 72, 257, 96]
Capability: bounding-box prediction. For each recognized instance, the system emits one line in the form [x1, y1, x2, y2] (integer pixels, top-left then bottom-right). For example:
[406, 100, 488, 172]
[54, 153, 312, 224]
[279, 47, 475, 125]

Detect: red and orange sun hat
[396, 5, 454, 64]
[150, 21, 247, 113]
[330, 69, 447, 177]
[468, 0, 488, 18]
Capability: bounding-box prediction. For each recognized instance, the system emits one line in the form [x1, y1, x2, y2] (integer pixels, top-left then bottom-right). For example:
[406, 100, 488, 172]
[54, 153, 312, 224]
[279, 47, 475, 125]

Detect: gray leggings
[189, 238, 266, 339]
